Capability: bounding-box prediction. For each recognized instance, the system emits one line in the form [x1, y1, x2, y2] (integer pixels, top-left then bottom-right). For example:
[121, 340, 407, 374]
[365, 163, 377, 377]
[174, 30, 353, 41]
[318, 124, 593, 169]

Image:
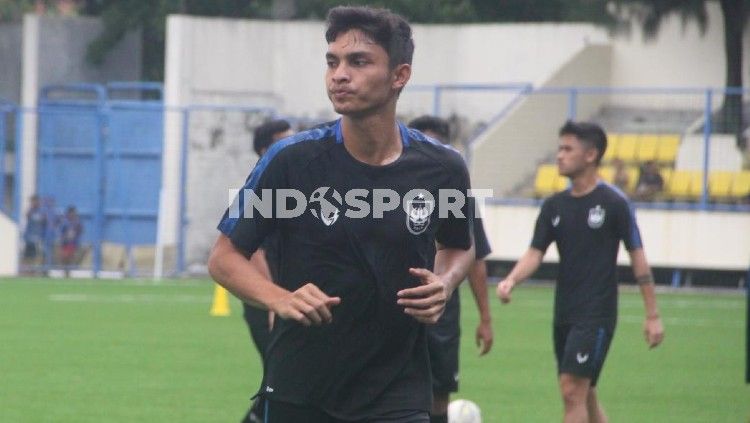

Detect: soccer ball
[447, 399, 482, 423]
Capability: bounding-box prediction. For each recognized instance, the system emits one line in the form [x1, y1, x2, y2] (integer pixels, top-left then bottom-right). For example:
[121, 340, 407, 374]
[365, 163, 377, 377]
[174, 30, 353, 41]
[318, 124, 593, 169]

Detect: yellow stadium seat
[603, 134, 619, 162]
[709, 171, 733, 199]
[534, 164, 559, 197]
[687, 171, 705, 200]
[555, 174, 570, 192]
[656, 134, 680, 163]
[637, 135, 659, 162]
[730, 171, 750, 199]
[616, 134, 639, 162]
[667, 170, 691, 199]
[599, 166, 614, 184]
[660, 167, 673, 187]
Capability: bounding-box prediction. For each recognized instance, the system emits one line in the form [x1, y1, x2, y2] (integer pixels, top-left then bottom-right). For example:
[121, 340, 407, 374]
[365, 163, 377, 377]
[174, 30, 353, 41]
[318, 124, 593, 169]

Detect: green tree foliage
[292, 0, 476, 22]
[83, 0, 616, 80]
[0, 0, 55, 22]
[81, 0, 747, 143]
[83, 0, 274, 81]
[292, 0, 614, 24]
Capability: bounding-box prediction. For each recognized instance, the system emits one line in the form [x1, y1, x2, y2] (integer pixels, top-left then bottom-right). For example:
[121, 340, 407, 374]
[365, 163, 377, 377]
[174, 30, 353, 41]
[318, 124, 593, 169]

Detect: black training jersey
[530, 182, 642, 324]
[473, 214, 491, 260]
[217, 120, 473, 420]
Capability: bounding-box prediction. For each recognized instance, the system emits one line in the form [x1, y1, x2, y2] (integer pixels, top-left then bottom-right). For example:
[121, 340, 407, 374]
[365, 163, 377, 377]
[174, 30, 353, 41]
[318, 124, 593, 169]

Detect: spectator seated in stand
[612, 158, 630, 193]
[635, 161, 665, 201]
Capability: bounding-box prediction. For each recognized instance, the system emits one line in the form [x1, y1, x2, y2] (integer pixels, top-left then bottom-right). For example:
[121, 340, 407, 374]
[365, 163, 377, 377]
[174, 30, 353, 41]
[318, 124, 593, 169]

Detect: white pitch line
[515, 297, 744, 310]
[617, 314, 744, 329]
[619, 298, 744, 310]
[49, 293, 212, 304]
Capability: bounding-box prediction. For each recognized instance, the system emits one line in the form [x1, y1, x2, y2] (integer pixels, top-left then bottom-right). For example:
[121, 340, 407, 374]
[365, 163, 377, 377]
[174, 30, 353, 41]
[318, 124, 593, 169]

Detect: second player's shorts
[553, 321, 615, 386]
[427, 293, 460, 394]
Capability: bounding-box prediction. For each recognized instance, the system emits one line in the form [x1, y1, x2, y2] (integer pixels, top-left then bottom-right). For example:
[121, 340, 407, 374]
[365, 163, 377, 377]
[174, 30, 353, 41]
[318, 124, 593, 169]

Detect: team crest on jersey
[587, 205, 605, 229]
[309, 187, 342, 226]
[406, 193, 434, 235]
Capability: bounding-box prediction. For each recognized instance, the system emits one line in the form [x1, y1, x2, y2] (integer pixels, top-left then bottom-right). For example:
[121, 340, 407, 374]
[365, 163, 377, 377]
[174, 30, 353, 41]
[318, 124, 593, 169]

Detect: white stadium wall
[606, 1, 750, 114]
[470, 44, 613, 197]
[164, 16, 608, 117]
[0, 212, 19, 276]
[484, 205, 750, 271]
[163, 16, 609, 266]
[163, 8, 748, 270]
[611, 1, 750, 98]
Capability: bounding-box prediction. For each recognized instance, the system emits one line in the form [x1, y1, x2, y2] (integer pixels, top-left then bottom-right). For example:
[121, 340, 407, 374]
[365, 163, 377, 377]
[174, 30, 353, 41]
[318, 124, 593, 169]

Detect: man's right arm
[497, 199, 553, 304]
[209, 235, 340, 326]
[496, 248, 544, 304]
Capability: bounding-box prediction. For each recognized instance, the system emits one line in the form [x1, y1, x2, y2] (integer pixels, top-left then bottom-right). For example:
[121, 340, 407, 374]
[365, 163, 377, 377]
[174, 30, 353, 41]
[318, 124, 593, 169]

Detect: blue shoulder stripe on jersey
[334, 118, 343, 143]
[601, 181, 643, 249]
[217, 123, 335, 235]
[406, 126, 461, 153]
[398, 121, 411, 147]
[334, 119, 412, 147]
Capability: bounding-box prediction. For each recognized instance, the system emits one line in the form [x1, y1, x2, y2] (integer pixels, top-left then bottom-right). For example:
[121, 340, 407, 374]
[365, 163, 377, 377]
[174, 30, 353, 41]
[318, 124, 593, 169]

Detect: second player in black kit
[531, 181, 641, 384]
[408, 115, 494, 423]
[497, 121, 664, 422]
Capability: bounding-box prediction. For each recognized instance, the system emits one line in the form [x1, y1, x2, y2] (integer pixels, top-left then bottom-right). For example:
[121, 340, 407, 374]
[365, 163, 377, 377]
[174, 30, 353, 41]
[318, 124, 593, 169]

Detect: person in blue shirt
[23, 195, 47, 266]
[58, 205, 83, 273]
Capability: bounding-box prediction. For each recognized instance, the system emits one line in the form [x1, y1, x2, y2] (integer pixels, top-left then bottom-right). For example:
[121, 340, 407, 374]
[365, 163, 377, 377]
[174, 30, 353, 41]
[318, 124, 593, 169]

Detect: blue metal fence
[33, 82, 165, 275]
[104, 83, 164, 271]
[5, 84, 748, 277]
[37, 84, 106, 272]
[406, 83, 532, 119]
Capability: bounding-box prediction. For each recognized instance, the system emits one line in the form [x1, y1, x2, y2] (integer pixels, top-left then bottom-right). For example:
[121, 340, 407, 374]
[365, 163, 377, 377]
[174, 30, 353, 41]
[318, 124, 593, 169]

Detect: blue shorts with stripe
[553, 321, 615, 386]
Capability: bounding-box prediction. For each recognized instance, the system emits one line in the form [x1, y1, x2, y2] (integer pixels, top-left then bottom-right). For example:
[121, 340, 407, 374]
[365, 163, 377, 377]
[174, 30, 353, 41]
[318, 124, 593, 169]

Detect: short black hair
[325, 6, 414, 68]
[408, 115, 450, 144]
[558, 120, 607, 165]
[253, 119, 291, 156]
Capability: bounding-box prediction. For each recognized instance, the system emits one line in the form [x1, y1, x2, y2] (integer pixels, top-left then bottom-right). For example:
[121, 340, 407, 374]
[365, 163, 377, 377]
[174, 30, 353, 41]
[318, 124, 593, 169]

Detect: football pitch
[0, 277, 747, 422]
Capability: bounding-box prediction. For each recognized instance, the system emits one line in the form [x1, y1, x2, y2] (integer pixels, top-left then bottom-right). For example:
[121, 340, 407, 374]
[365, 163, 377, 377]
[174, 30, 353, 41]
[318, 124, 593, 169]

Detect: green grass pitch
[0, 277, 747, 422]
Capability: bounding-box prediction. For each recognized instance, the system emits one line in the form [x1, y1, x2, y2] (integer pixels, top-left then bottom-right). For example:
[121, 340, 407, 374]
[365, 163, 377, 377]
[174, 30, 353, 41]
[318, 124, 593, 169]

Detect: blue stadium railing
[176, 104, 278, 275]
[468, 85, 750, 212]
[406, 83, 532, 118]
[16, 82, 171, 276]
[6, 84, 749, 277]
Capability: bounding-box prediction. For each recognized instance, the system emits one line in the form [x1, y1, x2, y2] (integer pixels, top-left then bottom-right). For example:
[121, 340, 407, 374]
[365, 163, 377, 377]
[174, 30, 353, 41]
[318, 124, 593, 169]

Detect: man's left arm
[629, 248, 665, 348]
[467, 259, 493, 355]
[617, 196, 665, 349]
